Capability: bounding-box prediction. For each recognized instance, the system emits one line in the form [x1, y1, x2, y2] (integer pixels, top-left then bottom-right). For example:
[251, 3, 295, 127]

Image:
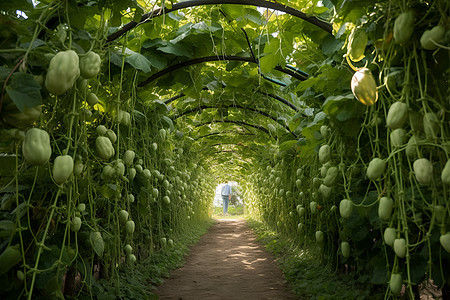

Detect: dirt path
[156, 218, 297, 300]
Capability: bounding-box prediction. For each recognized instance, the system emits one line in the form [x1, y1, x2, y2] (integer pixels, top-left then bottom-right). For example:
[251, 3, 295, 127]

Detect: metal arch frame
[106, 0, 333, 42]
[209, 163, 249, 172]
[164, 93, 187, 104]
[138, 55, 307, 87]
[207, 155, 252, 165]
[214, 150, 238, 154]
[194, 130, 255, 141]
[199, 143, 258, 154]
[172, 104, 297, 137]
[208, 142, 250, 148]
[164, 89, 300, 112]
[257, 91, 300, 112]
[209, 163, 248, 170]
[195, 119, 270, 135]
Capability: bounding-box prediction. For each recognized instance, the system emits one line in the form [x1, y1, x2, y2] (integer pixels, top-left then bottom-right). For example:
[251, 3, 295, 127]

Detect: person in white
[221, 181, 232, 215]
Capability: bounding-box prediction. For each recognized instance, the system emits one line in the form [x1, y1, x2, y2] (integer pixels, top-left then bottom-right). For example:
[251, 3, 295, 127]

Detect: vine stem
[27, 188, 62, 300]
[345, 55, 359, 72]
[15, 144, 29, 295]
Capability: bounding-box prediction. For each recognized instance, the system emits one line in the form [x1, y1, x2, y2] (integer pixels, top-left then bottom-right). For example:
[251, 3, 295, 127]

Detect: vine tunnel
[0, 0, 449, 299]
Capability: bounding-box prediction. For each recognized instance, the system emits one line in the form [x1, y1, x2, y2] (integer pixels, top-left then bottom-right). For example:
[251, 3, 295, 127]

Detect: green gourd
[339, 199, 353, 218]
[22, 128, 52, 165]
[378, 197, 394, 221]
[79, 51, 101, 79]
[52, 155, 74, 184]
[366, 158, 386, 180]
[413, 158, 433, 185]
[393, 11, 414, 44]
[45, 50, 80, 95]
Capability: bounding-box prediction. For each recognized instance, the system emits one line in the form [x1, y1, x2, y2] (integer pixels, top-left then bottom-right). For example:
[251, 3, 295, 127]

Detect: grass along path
[247, 219, 384, 300]
[156, 219, 296, 300]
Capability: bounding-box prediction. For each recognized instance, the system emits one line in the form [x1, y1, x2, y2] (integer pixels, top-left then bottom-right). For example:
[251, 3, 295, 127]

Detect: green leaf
[244, 8, 263, 26]
[170, 29, 192, 44]
[146, 52, 167, 69]
[260, 38, 283, 74]
[1, 194, 14, 211]
[142, 38, 166, 49]
[0, 220, 15, 238]
[314, 111, 327, 123]
[279, 140, 297, 151]
[226, 60, 243, 71]
[0, 155, 16, 177]
[301, 112, 326, 142]
[133, 6, 144, 22]
[98, 184, 116, 200]
[73, 30, 94, 41]
[109, 11, 122, 27]
[336, 109, 353, 121]
[295, 77, 320, 92]
[205, 80, 222, 91]
[153, 100, 169, 113]
[322, 93, 353, 115]
[19, 39, 46, 49]
[0, 67, 11, 81]
[297, 138, 307, 146]
[110, 52, 122, 67]
[221, 4, 245, 20]
[0, 184, 28, 193]
[289, 112, 302, 131]
[198, 126, 210, 136]
[322, 35, 344, 55]
[168, 12, 183, 22]
[132, 109, 147, 123]
[277, 117, 287, 127]
[209, 21, 222, 33]
[313, 6, 328, 14]
[192, 21, 210, 33]
[157, 43, 193, 58]
[162, 116, 174, 131]
[11, 201, 28, 220]
[125, 53, 152, 73]
[343, 8, 366, 24]
[0, 0, 32, 11]
[68, 6, 88, 29]
[6, 72, 42, 112]
[89, 231, 104, 257]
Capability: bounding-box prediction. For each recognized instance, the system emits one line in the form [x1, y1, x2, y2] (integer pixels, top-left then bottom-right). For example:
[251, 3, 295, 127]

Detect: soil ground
[156, 218, 297, 300]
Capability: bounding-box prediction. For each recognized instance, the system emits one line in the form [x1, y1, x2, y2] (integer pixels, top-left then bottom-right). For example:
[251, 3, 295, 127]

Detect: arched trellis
[209, 162, 249, 172]
[214, 150, 238, 154]
[204, 143, 251, 149]
[200, 143, 258, 154]
[194, 130, 255, 141]
[195, 119, 270, 135]
[208, 155, 252, 166]
[258, 91, 300, 112]
[172, 104, 297, 137]
[106, 0, 333, 42]
[210, 163, 248, 170]
[138, 55, 307, 87]
[164, 88, 301, 112]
